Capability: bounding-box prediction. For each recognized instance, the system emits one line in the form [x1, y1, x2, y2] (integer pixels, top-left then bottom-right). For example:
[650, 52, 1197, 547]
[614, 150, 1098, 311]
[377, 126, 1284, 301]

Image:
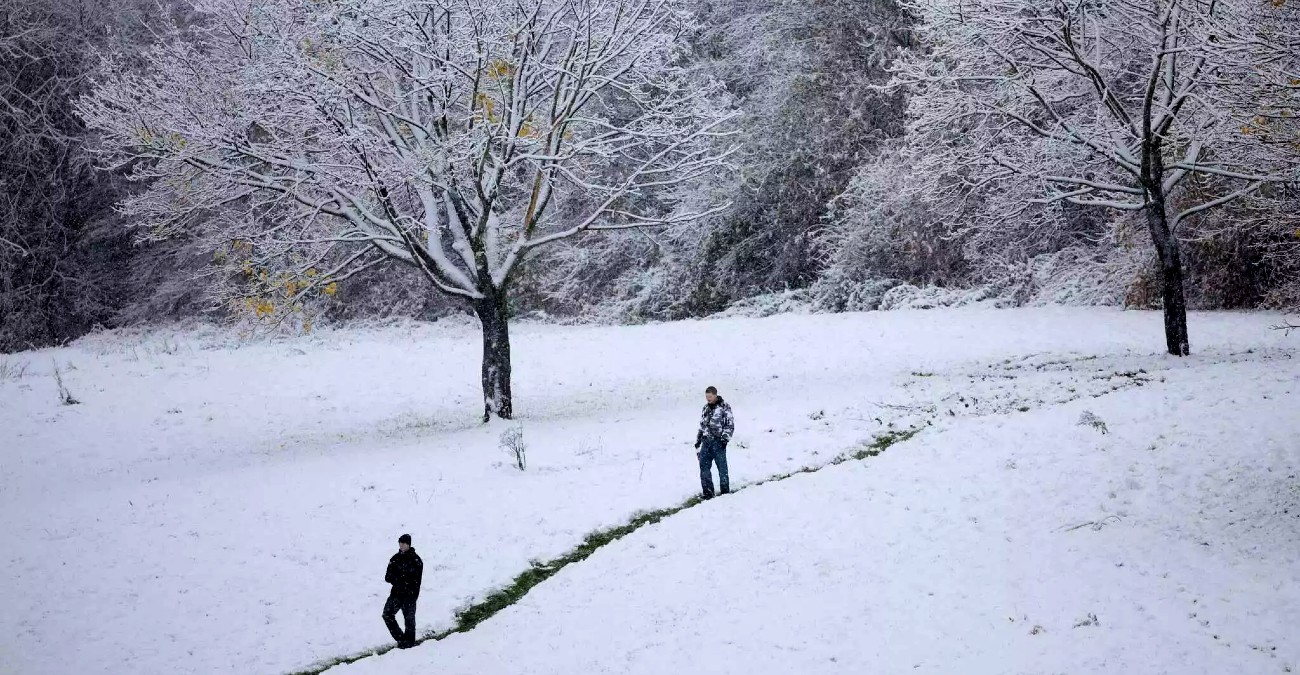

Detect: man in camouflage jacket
[694, 386, 735, 498]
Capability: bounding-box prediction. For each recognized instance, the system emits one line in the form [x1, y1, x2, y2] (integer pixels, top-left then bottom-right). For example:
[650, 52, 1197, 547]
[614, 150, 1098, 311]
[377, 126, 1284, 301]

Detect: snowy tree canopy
[81, 0, 737, 417]
[889, 0, 1300, 354]
[82, 0, 737, 304]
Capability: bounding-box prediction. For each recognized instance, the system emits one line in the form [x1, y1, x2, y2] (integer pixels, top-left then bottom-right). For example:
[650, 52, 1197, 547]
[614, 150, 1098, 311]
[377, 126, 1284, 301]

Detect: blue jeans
[698, 438, 730, 497]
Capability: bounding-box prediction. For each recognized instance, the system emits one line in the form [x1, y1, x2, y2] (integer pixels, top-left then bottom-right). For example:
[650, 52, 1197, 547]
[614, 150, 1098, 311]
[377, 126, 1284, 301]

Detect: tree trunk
[473, 289, 513, 421]
[1144, 202, 1191, 357]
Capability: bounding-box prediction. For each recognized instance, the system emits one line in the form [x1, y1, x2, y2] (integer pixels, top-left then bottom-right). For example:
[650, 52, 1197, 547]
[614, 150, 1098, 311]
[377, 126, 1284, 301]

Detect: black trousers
[382, 593, 417, 645]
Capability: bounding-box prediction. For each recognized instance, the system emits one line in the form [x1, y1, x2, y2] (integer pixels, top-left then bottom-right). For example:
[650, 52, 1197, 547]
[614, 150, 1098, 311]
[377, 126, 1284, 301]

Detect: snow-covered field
[2, 308, 1298, 675]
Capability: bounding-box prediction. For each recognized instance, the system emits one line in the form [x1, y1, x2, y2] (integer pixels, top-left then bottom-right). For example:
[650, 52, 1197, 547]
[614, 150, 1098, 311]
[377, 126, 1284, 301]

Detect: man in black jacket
[382, 533, 423, 649]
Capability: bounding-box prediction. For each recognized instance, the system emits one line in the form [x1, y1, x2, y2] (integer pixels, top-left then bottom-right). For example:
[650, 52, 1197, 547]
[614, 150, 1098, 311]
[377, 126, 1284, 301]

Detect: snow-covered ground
[1, 308, 1297, 675]
[332, 350, 1300, 675]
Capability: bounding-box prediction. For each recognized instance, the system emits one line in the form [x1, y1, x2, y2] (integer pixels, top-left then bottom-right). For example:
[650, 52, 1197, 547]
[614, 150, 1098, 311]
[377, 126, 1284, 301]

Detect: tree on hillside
[82, 0, 736, 419]
[894, 0, 1299, 355]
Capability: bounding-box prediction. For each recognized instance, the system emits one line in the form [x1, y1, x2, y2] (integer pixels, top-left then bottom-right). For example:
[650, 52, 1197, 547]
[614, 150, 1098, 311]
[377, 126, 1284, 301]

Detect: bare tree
[894, 0, 1300, 355]
[82, 0, 736, 419]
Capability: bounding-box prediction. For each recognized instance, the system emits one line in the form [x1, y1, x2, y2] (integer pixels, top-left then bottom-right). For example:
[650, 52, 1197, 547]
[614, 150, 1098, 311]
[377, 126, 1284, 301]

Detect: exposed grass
[0, 357, 30, 381]
[844, 427, 923, 461]
[287, 426, 923, 675]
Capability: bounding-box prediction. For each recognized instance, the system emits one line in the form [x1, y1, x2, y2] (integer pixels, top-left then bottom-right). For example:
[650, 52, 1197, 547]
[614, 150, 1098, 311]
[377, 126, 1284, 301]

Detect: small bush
[1077, 410, 1108, 434]
[500, 425, 527, 471]
[52, 363, 79, 405]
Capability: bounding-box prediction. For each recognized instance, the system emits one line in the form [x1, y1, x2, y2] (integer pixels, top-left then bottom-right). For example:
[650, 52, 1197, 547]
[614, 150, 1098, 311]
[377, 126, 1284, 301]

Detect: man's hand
[694, 438, 701, 449]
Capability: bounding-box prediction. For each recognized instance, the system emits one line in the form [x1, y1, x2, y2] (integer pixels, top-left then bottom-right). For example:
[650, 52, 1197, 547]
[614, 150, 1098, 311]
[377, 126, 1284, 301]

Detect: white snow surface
[1, 308, 1297, 675]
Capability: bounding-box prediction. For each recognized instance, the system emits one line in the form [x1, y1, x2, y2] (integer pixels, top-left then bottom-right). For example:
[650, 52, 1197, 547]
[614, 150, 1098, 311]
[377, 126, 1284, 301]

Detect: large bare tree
[894, 0, 1299, 355]
[82, 0, 735, 419]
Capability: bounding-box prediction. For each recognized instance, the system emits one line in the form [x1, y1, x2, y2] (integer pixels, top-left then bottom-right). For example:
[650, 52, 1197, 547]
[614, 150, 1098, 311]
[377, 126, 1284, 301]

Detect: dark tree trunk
[1143, 201, 1191, 357]
[1139, 125, 1190, 358]
[473, 288, 513, 421]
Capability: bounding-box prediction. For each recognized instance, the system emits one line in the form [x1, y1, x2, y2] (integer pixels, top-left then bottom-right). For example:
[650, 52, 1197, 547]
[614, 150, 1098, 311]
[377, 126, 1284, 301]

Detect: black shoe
[397, 641, 415, 649]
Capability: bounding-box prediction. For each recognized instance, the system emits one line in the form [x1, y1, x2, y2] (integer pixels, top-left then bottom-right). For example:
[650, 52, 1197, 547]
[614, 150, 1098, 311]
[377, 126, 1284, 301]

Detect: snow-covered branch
[888, 0, 1300, 355]
[82, 0, 736, 304]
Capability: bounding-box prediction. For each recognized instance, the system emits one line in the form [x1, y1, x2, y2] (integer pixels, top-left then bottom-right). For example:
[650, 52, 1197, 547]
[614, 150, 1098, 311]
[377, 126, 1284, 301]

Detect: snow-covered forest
[3, 1, 1300, 674]
[6, 0, 1296, 357]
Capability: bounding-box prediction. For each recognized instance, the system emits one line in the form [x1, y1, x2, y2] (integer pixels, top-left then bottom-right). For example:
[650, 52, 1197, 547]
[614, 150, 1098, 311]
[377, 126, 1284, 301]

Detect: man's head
[398, 533, 412, 552]
[705, 386, 718, 404]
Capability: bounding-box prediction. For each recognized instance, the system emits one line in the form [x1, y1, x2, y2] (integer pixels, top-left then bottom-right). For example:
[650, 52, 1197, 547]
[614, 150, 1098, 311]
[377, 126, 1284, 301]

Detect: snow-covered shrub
[819, 144, 967, 292]
[1077, 411, 1108, 435]
[500, 426, 527, 472]
[710, 290, 816, 319]
[1020, 248, 1145, 308]
[519, 228, 716, 324]
[877, 284, 996, 311]
[807, 270, 901, 312]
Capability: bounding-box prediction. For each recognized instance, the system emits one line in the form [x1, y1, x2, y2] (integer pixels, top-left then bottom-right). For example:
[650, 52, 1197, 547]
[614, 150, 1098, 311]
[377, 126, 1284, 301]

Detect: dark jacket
[697, 397, 735, 444]
[385, 548, 423, 599]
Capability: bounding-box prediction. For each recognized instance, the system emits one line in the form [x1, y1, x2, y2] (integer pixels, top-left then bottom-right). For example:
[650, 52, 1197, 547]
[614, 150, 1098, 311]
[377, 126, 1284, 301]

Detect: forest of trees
[3, 0, 1298, 370]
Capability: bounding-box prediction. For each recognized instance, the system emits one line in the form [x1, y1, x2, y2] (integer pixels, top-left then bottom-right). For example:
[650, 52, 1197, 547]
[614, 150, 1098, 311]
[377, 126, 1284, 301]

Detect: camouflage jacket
[697, 398, 735, 443]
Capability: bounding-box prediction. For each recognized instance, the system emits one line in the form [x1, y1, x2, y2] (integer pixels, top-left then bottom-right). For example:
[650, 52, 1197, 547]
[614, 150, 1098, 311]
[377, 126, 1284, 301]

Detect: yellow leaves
[486, 59, 515, 80]
[1242, 114, 1270, 136]
[475, 93, 499, 123]
[135, 128, 186, 152]
[233, 260, 336, 333]
[1272, 0, 1285, 8]
[243, 297, 275, 317]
